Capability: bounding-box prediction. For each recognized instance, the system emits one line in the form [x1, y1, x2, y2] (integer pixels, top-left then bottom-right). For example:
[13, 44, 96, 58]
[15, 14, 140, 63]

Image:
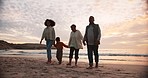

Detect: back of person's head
[44, 19, 55, 27]
[56, 37, 60, 41]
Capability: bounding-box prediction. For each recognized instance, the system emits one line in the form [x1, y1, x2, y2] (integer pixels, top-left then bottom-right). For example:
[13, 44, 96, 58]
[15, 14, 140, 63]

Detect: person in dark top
[83, 16, 101, 69]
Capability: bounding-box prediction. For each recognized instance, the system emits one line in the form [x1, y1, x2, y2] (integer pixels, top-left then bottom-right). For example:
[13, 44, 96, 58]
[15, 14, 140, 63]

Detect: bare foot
[86, 66, 93, 69]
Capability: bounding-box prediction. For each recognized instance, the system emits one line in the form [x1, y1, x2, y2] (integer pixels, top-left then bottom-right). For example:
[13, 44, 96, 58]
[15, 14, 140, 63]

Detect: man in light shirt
[83, 16, 101, 69]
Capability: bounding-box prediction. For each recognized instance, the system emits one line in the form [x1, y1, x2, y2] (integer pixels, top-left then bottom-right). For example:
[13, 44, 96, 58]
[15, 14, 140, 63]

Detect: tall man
[83, 16, 101, 69]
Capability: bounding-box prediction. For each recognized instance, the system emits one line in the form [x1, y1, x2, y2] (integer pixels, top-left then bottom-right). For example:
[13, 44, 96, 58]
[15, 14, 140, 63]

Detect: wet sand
[0, 56, 147, 78]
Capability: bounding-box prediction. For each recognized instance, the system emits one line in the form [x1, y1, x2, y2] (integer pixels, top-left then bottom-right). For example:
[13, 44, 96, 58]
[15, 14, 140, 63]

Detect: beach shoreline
[0, 56, 147, 78]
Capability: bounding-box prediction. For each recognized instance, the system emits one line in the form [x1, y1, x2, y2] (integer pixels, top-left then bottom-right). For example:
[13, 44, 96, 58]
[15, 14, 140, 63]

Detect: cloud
[101, 15, 148, 49]
[0, 0, 147, 50]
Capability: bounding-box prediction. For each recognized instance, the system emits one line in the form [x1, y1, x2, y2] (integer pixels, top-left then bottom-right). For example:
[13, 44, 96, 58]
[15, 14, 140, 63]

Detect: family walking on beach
[40, 16, 101, 69]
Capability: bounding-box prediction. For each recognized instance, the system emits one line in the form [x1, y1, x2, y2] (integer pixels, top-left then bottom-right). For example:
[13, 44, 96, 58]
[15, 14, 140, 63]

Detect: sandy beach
[0, 56, 147, 78]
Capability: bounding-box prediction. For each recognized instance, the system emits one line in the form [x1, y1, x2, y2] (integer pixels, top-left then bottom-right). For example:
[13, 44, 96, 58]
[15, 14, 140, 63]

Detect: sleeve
[41, 29, 45, 40]
[78, 30, 83, 40]
[97, 24, 101, 41]
[68, 32, 72, 47]
[52, 28, 56, 40]
[83, 26, 87, 41]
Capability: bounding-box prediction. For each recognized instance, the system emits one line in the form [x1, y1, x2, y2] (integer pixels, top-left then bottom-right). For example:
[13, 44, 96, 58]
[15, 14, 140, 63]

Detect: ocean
[0, 48, 147, 66]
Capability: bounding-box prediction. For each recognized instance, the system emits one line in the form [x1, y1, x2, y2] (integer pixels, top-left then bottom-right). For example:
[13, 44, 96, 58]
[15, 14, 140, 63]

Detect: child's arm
[62, 42, 69, 48]
[54, 43, 57, 48]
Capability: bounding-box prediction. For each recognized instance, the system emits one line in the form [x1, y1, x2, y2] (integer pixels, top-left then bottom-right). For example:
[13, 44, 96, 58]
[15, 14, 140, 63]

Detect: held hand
[67, 46, 70, 48]
[40, 40, 42, 44]
[83, 40, 86, 46]
[96, 40, 100, 45]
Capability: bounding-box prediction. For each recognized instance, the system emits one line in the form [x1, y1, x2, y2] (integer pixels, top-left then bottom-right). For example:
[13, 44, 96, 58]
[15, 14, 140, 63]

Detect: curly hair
[44, 19, 55, 26]
[71, 24, 76, 28]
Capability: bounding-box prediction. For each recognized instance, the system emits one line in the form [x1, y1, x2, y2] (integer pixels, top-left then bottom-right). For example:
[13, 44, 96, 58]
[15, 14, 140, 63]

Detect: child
[54, 37, 69, 64]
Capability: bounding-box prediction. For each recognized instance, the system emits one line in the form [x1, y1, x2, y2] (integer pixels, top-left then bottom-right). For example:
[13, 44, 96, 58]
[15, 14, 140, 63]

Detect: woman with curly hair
[40, 19, 56, 64]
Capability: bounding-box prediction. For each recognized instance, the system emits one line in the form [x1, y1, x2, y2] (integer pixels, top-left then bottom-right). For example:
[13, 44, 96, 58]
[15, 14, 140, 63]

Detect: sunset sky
[0, 0, 148, 50]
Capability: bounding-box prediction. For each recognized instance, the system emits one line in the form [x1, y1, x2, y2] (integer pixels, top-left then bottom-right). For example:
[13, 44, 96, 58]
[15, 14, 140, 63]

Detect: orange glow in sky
[0, 0, 147, 50]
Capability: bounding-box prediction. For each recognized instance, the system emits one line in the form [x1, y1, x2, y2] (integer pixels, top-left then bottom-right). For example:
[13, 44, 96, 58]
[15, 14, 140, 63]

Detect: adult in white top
[67, 24, 83, 66]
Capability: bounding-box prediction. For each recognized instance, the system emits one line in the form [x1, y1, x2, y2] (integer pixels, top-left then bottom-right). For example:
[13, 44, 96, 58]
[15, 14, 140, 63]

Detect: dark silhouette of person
[40, 19, 56, 64]
[83, 16, 101, 69]
[67, 24, 83, 66]
[54, 37, 68, 64]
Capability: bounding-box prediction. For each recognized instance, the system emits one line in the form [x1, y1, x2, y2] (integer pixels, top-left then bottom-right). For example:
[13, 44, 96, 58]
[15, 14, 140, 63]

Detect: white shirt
[41, 27, 55, 40]
[68, 30, 83, 49]
[87, 25, 95, 45]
